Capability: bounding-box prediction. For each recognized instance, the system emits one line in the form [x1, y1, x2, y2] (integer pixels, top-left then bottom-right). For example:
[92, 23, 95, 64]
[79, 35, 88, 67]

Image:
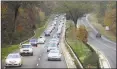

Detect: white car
[5, 53, 22, 67]
[20, 44, 33, 56]
[50, 38, 59, 45]
[48, 49, 61, 61]
[38, 36, 46, 44]
[47, 42, 58, 52]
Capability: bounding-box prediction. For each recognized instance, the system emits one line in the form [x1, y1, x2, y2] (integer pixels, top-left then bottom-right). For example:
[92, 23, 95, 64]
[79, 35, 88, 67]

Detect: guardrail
[77, 17, 111, 68]
[87, 42, 111, 68]
[64, 38, 84, 69]
[64, 26, 84, 69]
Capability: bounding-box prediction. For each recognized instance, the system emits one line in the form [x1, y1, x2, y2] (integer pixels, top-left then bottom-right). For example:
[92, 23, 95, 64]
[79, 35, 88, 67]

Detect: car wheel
[5, 66, 9, 69]
[48, 59, 50, 61]
[31, 53, 33, 56]
[20, 53, 23, 56]
[19, 63, 22, 67]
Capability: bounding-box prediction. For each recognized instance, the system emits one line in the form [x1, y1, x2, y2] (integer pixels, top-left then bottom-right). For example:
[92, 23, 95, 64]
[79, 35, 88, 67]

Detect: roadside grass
[23, 18, 49, 44]
[34, 22, 48, 38]
[2, 44, 19, 59]
[2, 17, 49, 60]
[88, 13, 116, 42]
[65, 20, 99, 68]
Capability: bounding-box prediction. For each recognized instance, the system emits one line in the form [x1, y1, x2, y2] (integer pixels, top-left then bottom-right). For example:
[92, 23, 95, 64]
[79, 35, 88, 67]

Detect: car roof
[8, 53, 20, 56]
[49, 49, 59, 52]
[22, 44, 31, 45]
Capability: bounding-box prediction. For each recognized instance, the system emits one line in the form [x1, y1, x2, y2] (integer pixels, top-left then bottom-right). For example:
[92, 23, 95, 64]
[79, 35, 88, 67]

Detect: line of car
[46, 15, 65, 61]
[4, 14, 66, 68]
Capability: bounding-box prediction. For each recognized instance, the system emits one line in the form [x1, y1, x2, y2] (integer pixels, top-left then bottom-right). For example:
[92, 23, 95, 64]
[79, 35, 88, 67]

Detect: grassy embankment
[65, 20, 99, 68]
[2, 17, 49, 59]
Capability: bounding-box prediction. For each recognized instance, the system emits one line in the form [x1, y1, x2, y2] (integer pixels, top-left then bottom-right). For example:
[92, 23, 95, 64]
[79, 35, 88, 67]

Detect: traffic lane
[4, 44, 45, 69]
[82, 16, 116, 46]
[36, 47, 67, 68]
[88, 35, 116, 68]
[36, 17, 67, 68]
[80, 19, 116, 50]
[4, 16, 56, 69]
[79, 19, 116, 68]
[21, 44, 45, 68]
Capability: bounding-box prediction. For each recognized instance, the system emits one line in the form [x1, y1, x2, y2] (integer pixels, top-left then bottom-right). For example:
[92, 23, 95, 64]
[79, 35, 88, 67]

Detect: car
[47, 42, 58, 52]
[29, 39, 38, 47]
[44, 30, 51, 36]
[57, 29, 62, 36]
[96, 33, 101, 38]
[5, 53, 22, 67]
[48, 49, 61, 61]
[50, 38, 60, 45]
[20, 44, 33, 56]
[38, 36, 46, 44]
[53, 34, 59, 38]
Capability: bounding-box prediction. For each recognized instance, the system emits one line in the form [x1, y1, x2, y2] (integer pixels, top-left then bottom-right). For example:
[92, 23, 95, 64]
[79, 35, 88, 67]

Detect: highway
[2, 15, 67, 69]
[77, 15, 116, 68]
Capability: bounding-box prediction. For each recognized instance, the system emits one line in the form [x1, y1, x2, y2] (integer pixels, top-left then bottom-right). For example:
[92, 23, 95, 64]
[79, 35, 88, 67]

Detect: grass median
[65, 20, 99, 68]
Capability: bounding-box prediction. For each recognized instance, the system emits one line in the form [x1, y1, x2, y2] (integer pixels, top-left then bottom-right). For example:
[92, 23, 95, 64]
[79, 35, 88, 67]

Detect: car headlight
[15, 60, 21, 64]
[20, 49, 23, 52]
[5, 60, 10, 64]
[29, 49, 33, 52]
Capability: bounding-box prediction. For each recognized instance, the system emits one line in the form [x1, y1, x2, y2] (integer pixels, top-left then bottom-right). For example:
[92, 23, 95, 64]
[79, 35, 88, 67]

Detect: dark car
[29, 39, 38, 47]
[96, 33, 101, 38]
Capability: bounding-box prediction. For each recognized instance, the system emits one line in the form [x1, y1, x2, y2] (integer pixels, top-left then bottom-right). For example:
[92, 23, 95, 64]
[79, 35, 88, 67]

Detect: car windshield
[22, 45, 31, 48]
[30, 39, 37, 42]
[49, 43, 57, 47]
[7, 54, 20, 58]
[51, 39, 57, 41]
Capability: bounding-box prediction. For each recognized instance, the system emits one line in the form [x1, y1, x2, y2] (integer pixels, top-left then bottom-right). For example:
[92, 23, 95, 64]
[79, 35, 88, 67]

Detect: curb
[64, 39, 84, 69]
[77, 16, 111, 68]
[87, 42, 111, 68]
[60, 18, 76, 68]
[64, 21, 84, 69]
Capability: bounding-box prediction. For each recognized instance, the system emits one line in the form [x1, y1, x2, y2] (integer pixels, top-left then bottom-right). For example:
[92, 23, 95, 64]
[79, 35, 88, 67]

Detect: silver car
[47, 42, 58, 52]
[5, 53, 22, 67]
[48, 49, 61, 61]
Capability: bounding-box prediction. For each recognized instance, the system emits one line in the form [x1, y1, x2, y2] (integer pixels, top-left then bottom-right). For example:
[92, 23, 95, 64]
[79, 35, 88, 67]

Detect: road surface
[77, 15, 116, 68]
[2, 15, 67, 69]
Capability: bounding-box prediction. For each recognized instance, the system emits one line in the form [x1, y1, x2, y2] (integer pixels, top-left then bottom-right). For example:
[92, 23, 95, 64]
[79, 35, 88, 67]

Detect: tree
[53, 1, 93, 27]
[76, 25, 88, 43]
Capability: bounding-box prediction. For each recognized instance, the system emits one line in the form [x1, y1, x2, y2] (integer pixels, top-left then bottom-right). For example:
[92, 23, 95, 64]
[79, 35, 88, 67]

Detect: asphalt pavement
[2, 15, 67, 69]
[77, 15, 116, 68]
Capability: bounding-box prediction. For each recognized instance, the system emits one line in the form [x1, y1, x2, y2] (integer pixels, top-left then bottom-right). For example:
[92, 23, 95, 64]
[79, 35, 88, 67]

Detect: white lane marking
[38, 58, 40, 60]
[89, 34, 116, 51]
[37, 64, 39, 66]
[86, 14, 116, 45]
[97, 40, 116, 51]
[79, 18, 116, 51]
[88, 43, 111, 68]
